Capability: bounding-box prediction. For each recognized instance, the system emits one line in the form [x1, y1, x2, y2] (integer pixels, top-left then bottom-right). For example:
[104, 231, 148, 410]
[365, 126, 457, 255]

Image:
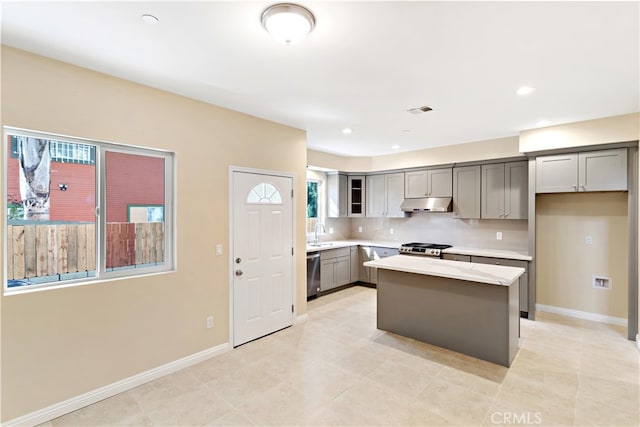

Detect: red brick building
[7, 139, 164, 222]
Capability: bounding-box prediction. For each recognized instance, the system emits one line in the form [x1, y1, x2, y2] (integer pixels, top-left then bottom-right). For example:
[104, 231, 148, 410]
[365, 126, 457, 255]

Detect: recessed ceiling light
[342, 127, 353, 135]
[391, 145, 400, 149]
[261, 3, 316, 44]
[536, 120, 551, 127]
[402, 130, 411, 134]
[141, 13, 159, 24]
[516, 86, 535, 96]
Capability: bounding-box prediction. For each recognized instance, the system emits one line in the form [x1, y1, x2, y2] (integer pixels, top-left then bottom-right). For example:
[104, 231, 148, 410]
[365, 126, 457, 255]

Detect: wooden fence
[7, 222, 164, 280]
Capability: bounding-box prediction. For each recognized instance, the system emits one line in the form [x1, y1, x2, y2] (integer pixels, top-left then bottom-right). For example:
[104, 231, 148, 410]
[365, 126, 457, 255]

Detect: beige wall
[370, 136, 522, 171]
[306, 149, 372, 172]
[536, 192, 628, 319]
[0, 47, 307, 421]
[519, 113, 640, 153]
[308, 136, 522, 172]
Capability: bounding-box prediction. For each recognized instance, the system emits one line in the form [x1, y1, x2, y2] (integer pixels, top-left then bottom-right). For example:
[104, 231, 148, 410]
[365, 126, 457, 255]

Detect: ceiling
[1, 1, 638, 157]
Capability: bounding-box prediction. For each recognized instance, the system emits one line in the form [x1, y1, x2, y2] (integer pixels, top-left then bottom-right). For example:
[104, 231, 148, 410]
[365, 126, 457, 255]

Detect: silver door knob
[235, 269, 243, 276]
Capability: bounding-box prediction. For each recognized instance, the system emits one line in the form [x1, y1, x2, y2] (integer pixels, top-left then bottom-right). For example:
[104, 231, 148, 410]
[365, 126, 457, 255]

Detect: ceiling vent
[407, 105, 433, 115]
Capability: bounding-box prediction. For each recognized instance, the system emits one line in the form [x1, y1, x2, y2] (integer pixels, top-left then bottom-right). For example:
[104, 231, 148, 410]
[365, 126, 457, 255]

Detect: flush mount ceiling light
[141, 13, 159, 24]
[516, 86, 535, 96]
[261, 3, 316, 44]
[406, 105, 433, 115]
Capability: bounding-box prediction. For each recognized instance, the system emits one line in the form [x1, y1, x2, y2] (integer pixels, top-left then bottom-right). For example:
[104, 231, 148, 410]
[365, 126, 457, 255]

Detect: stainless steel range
[399, 242, 452, 258]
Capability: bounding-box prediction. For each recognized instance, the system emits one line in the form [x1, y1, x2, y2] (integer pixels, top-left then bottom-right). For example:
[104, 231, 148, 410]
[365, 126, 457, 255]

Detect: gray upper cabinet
[481, 164, 505, 219]
[535, 153, 579, 193]
[452, 165, 481, 219]
[536, 148, 627, 193]
[579, 149, 628, 192]
[481, 161, 527, 220]
[366, 173, 405, 217]
[505, 162, 528, 219]
[327, 173, 348, 218]
[405, 168, 452, 198]
[347, 175, 366, 217]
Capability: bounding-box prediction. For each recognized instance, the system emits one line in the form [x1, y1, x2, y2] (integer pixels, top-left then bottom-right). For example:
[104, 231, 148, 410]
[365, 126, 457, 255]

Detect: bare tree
[18, 136, 51, 220]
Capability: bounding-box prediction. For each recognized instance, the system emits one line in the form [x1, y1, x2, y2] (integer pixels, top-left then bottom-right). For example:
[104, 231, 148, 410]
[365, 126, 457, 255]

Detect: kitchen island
[364, 255, 524, 367]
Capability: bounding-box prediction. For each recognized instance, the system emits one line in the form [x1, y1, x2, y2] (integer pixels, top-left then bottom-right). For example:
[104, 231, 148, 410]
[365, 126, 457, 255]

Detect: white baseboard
[4, 342, 230, 427]
[536, 304, 627, 326]
[295, 313, 309, 323]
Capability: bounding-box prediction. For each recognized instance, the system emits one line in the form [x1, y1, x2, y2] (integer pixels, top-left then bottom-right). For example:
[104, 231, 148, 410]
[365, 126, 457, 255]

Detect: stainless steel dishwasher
[306, 252, 321, 299]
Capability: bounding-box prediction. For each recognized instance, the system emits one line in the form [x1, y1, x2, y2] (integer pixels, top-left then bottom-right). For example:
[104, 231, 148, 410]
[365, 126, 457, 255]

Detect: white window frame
[3, 126, 176, 294]
[305, 177, 326, 240]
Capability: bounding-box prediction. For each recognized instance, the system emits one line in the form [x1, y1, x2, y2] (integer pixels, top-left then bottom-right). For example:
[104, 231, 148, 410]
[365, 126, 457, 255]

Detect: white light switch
[358, 226, 363, 233]
[215, 244, 223, 256]
[496, 232, 503, 240]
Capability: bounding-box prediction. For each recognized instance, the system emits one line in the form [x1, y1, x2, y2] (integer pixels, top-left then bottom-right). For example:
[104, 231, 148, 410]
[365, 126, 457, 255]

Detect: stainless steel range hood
[400, 197, 452, 213]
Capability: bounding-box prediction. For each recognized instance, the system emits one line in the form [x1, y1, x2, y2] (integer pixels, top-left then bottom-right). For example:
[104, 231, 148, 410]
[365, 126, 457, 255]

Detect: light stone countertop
[444, 246, 532, 261]
[306, 240, 400, 253]
[306, 240, 531, 261]
[364, 255, 525, 286]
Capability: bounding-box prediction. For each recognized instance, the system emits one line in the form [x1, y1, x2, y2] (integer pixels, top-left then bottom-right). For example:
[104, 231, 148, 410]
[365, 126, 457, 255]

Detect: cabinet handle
[581, 185, 586, 191]
[572, 184, 577, 191]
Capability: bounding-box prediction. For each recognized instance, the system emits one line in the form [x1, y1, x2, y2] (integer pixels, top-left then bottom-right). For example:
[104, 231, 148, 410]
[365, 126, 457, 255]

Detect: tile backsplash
[323, 213, 529, 253]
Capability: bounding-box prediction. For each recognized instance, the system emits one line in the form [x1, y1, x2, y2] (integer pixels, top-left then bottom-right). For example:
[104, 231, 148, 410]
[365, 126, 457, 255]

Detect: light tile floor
[44, 286, 639, 426]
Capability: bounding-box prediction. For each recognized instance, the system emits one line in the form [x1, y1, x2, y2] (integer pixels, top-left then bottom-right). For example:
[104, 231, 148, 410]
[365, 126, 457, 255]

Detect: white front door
[232, 171, 294, 346]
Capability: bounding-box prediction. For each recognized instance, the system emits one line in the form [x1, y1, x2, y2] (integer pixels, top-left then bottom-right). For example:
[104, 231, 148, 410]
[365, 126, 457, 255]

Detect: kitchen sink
[307, 242, 335, 248]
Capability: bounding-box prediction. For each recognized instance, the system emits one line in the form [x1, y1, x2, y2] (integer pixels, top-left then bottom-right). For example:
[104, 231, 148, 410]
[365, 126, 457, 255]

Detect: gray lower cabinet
[319, 248, 351, 291]
[443, 253, 529, 314]
[350, 246, 359, 283]
[470, 256, 529, 313]
[442, 253, 471, 262]
[358, 246, 372, 283]
[361, 246, 400, 285]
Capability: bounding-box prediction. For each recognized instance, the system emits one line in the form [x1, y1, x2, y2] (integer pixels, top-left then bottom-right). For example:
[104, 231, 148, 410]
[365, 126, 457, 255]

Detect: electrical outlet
[215, 244, 223, 256]
[206, 316, 214, 329]
[329, 227, 334, 234]
[389, 228, 394, 235]
[496, 232, 503, 240]
[586, 236, 593, 245]
[358, 226, 363, 233]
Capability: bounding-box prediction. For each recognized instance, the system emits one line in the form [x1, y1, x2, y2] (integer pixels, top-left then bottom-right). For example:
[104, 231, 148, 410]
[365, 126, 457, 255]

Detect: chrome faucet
[314, 222, 326, 245]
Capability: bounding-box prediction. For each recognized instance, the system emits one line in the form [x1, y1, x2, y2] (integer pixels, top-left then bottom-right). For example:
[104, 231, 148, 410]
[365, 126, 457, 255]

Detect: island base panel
[376, 269, 519, 367]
